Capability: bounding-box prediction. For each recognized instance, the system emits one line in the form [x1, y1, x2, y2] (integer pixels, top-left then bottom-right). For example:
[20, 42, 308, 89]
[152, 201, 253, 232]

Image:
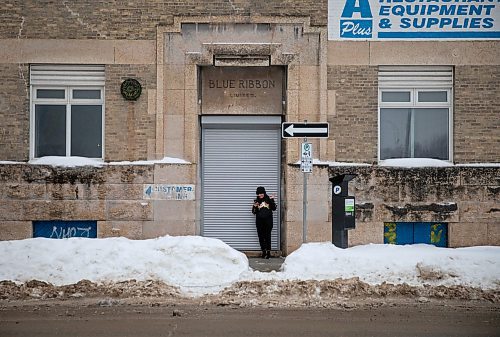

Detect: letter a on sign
[341, 0, 372, 19]
[339, 0, 373, 38]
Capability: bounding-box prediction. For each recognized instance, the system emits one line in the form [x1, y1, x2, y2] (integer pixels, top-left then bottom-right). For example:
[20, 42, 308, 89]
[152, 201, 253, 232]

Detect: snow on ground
[278, 242, 500, 290]
[0, 236, 499, 297]
[0, 236, 248, 295]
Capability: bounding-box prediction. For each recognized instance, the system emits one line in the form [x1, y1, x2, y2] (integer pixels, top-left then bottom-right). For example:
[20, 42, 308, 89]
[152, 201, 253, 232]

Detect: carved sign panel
[201, 66, 284, 115]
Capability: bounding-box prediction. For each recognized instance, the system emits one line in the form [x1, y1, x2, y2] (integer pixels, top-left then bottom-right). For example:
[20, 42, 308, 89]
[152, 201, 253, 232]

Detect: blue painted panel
[33, 221, 97, 239]
[413, 222, 431, 244]
[395, 222, 413, 245]
[429, 223, 448, 247]
[384, 222, 448, 247]
[383, 222, 397, 244]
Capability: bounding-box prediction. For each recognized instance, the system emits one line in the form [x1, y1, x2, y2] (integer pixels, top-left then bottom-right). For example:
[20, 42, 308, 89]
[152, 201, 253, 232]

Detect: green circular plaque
[120, 78, 142, 101]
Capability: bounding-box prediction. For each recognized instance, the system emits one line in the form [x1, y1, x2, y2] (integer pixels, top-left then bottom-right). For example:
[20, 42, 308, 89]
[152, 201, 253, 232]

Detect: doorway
[201, 116, 281, 250]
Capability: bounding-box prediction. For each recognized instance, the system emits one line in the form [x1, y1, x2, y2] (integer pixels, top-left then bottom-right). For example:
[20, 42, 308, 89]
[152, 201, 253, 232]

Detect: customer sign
[328, 0, 500, 40]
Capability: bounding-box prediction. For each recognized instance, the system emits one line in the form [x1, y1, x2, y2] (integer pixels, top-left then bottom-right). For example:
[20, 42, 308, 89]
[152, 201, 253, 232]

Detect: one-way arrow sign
[282, 122, 329, 138]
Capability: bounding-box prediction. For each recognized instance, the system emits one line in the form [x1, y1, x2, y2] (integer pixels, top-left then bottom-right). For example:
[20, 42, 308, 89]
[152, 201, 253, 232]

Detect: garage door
[201, 116, 281, 251]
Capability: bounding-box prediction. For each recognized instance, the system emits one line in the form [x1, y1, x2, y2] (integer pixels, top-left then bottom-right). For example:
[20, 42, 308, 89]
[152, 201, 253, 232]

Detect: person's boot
[265, 250, 271, 259]
[261, 250, 266, 259]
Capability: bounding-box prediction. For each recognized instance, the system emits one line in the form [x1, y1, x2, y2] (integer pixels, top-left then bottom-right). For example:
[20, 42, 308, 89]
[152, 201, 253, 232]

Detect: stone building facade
[0, 1, 498, 254]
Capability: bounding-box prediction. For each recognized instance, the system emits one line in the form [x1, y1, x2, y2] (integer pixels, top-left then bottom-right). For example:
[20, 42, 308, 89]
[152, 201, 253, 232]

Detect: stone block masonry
[0, 163, 197, 240]
[0, 0, 327, 40]
[329, 166, 500, 247]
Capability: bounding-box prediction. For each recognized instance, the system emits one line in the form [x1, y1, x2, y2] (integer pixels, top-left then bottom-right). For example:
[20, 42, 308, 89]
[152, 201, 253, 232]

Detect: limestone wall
[328, 166, 500, 247]
[0, 163, 197, 240]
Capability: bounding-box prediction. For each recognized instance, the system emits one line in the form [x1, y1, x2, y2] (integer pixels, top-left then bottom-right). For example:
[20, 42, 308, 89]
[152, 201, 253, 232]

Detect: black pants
[256, 222, 273, 252]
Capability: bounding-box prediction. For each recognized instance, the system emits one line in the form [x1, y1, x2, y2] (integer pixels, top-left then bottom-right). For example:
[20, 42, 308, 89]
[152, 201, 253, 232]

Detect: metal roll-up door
[201, 116, 281, 251]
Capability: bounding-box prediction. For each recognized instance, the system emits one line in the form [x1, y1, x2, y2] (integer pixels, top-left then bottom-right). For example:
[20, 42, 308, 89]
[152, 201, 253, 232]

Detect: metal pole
[303, 135, 308, 243]
[303, 168, 308, 243]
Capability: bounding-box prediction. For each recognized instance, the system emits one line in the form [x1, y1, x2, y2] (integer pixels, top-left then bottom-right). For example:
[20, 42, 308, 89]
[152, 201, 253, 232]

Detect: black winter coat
[252, 194, 276, 226]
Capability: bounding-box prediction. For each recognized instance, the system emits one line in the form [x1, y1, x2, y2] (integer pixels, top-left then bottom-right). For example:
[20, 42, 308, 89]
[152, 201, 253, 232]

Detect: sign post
[282, 121, 329, 243]
[301, 140, 312, 242]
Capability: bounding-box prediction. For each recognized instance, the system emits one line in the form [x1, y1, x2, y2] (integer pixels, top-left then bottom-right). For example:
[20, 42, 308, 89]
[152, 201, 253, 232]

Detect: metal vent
[214, 55, 270, 67]
[30, 65, 105, 86]
[378, 66, 453, 88]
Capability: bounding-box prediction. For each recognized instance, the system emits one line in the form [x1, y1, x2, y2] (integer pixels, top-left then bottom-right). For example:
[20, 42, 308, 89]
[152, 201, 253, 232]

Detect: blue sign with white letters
[33, 221, 97, 239]
[340, 0, 374, 38]
[329, 0, 500, 40]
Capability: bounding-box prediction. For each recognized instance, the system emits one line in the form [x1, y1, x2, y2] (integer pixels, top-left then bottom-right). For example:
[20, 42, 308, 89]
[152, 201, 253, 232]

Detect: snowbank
[280, 242, 500, 290]
[0, 236, 248, 295]
[1, 237, 499, 296]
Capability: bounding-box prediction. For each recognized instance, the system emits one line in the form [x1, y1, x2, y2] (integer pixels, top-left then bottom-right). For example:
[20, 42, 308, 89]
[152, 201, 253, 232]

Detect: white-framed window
[30, 65, 105, 159]
[378, 66, 453, 162]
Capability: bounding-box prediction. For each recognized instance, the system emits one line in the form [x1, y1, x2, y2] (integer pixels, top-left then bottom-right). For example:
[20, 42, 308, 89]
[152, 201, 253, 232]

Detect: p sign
[340, 0, 373, 38]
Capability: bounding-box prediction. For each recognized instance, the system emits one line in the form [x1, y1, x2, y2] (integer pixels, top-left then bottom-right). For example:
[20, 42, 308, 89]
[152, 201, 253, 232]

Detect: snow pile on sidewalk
[280, 242, 500, 290]
[0, 237, 499, 296]
[0, 236, 249, 295]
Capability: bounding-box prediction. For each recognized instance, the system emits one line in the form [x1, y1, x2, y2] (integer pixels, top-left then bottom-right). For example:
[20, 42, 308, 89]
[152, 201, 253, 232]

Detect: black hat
[256, 186, 266, 195]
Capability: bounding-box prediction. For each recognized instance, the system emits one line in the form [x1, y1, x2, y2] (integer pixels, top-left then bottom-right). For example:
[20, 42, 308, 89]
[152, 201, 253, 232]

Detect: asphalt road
[1, 300, 499, 337]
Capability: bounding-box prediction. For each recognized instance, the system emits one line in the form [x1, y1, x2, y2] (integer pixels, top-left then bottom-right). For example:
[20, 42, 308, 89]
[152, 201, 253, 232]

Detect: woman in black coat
[252, 186, 277, 259]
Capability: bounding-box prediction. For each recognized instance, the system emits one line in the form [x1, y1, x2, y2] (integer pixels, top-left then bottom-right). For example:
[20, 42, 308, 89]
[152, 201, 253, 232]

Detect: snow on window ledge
[28, 156, 105, 167]
[293, 159, 371, 166]
[108, 157, 191, 165]
[0, 156, 192, 168]
[379, 158, 454, 168]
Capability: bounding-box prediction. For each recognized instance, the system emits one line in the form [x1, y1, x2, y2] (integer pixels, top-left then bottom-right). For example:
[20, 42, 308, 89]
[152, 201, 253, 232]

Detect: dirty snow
[278, 242, 500, 290]
[0, 236, 499, 298]
[0, 236, 248, 295]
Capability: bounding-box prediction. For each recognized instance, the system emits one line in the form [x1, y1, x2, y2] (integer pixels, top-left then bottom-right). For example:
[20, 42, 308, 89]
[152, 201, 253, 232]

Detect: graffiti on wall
[384, 222, 448, 247]
[33, 221, 97, 239]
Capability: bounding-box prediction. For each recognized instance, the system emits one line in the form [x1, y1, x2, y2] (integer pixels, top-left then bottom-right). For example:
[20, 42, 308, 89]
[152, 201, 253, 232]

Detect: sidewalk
[248, 257, 285, 272]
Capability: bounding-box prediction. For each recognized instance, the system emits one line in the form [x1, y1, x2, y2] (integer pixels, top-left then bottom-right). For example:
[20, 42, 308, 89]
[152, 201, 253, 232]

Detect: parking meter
[329, 174, 357, 248]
